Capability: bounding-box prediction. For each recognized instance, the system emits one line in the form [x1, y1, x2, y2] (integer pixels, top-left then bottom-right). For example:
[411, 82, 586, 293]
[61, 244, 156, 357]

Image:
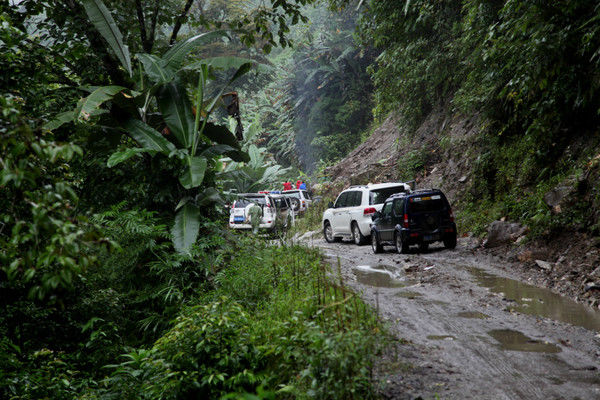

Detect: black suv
[370, 189, 457, 253]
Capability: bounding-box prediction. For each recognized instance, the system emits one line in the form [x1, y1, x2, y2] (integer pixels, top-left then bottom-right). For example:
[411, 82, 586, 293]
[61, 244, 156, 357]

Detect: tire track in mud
[303, 234, 600, 400]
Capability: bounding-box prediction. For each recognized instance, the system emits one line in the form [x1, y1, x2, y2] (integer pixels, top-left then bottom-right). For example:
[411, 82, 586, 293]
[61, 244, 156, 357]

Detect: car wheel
[443, 233, 457, 249]
[371, 231, 383, 253]
[324, 222, 340, 243]
[395, 232, 409, 254]
[352, 222, 367, 245]
[419, 242, 429, 253]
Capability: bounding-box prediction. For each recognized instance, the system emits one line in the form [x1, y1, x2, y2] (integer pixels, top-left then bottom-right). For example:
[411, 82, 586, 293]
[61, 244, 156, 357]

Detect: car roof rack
[387, 192, 408, 199]
[411, 188, 439, 193]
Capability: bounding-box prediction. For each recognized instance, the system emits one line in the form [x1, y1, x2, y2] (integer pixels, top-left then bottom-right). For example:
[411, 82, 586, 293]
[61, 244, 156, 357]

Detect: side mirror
[371, 211, 381, 221]
[328, 201, 334, 209]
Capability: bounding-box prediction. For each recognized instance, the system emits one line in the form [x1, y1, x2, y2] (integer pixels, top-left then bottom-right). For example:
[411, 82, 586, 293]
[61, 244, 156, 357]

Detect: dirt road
[302, 234, 600, 399]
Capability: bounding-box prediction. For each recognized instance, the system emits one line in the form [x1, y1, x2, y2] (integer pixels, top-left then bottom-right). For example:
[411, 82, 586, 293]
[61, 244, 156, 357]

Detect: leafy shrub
[91, 241, 380, 400]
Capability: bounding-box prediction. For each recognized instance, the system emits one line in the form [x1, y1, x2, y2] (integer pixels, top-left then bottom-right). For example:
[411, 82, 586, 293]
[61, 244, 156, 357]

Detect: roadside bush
[91, 240, 381, 399]
[292, 198, 332, 235]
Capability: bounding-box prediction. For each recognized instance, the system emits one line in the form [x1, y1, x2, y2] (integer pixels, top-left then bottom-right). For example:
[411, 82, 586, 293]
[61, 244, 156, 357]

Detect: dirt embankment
[322, 110, 600, 308]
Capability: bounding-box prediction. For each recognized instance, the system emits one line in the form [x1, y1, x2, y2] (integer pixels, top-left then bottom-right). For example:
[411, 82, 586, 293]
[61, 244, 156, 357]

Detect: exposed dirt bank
[319, 110, 600, 309]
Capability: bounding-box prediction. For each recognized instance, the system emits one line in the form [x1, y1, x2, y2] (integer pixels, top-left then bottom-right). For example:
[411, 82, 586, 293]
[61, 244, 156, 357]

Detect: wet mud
[457, 311, 490, 319]
[308, 236, 600, 399]
[488, 329, 562, 353]
[468, 267, 600, 332]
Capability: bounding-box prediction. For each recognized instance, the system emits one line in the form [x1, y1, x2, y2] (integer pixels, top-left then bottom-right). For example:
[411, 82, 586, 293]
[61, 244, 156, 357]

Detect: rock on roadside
[483, 220, 528, 248]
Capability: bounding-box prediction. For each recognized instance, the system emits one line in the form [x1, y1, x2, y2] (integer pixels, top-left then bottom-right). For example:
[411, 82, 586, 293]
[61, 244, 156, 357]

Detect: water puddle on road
[427, 335, 456, 341]
[468, 267, 600, 332]
[353, 265, 415, 288]
[457, 311, 490, 319]
[488, 329, 562, 353]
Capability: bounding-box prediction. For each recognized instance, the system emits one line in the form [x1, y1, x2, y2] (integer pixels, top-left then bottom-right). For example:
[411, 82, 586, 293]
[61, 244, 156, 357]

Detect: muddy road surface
[302, 234, 600, 399]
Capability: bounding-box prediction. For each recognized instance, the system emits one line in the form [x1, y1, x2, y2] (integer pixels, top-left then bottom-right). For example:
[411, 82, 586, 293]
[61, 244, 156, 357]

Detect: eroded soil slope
[321, 111, 600, 308]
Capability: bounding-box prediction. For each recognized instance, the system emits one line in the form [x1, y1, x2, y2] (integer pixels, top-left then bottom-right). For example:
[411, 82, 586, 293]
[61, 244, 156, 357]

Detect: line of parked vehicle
[228, 189, 313, 231]
[322, 182, 457, 254]
[228, 181, 458, 254]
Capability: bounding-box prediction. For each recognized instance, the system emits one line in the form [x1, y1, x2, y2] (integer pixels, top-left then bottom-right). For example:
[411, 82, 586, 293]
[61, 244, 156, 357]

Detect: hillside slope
[326, 109, 480, 202]
[322, 109, 600, 308]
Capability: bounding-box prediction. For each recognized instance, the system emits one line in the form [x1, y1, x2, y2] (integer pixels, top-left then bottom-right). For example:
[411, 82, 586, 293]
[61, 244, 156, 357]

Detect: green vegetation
[241, 4, 375, 172]
[342, 0, 600, 237]
[1, 1, 382, 398]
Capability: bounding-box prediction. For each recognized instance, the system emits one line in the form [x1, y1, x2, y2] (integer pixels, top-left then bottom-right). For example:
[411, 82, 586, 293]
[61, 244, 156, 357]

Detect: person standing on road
[248, 202, 263, 234]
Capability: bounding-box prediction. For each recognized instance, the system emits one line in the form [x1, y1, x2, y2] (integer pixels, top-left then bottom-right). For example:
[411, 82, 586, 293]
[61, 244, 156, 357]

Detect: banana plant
[220, 119, 290, 193]
[45, 0, 252, 254]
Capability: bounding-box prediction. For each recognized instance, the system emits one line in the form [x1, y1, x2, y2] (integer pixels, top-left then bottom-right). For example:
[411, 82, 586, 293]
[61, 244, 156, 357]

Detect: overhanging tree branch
[169, 0, 195, 45]
[135, 0, 150, 52]
[147, 0, 160, 52]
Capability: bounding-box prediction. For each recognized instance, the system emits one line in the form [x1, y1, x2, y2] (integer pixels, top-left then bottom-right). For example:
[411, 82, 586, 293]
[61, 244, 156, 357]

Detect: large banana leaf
[199, 144, 237, 158]
[202, 122, 249, 162]
[163, 31, 229, 71]
[136, 54, 175, 84]
[74, 86, 126, 122]
[184, 56, 256, 71]
[157, 81, 195, 148]
[123, 119, 175, 153]
[205, 62, 254, 113]
[179, 156, 207, 189]
[43, 111, 75, 131]
[195, 187, 222, 206]
[107, 148, 153, 167]
[248, 144, 263, 169]
[81, 0, 132, 76]
[171, 202, 200, 254]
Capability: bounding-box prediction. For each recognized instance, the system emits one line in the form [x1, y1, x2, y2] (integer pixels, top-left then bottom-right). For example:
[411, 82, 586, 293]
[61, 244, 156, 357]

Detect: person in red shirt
[296, 180, 302, 189]
[283, 181, 293, 191]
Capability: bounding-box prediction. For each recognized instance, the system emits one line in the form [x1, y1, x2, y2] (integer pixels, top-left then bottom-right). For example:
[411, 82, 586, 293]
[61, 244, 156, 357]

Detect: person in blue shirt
[299, 181, 307, 190]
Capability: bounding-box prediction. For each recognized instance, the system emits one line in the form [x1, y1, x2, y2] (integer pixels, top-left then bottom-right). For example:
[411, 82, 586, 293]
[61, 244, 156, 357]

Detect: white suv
[282, 189, 312, 214]
[322, 183, 412, 245]
[229, 193, 278, 231]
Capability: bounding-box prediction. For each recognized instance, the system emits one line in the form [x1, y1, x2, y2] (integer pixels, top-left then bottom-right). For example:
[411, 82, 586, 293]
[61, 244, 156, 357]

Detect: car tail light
[363, 207, 376, 216]
[449, 209, 454, 223]
[403, 214, 409, 228]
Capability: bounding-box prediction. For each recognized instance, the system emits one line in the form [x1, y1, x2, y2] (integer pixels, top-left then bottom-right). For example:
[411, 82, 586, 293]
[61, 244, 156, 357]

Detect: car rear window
[284, 191, 301, 199]
[273, 198, 288, 209]
[407, 195, 446, 213]
[369, 186, 408, 205]
[235, 196, 267, 207]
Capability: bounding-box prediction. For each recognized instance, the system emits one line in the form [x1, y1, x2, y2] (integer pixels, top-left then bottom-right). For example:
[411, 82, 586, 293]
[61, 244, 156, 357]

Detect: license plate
[424, 234, 439, 241]
[234, 216, 244, 222]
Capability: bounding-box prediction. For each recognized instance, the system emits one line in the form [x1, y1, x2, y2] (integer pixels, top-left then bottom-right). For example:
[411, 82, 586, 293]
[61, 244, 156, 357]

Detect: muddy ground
[299, 233, 600, 400]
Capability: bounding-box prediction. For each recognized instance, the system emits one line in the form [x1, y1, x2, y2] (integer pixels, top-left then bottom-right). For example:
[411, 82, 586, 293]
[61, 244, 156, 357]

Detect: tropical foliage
[0, 1, 382, 399]
[241, 4, 375, 172]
